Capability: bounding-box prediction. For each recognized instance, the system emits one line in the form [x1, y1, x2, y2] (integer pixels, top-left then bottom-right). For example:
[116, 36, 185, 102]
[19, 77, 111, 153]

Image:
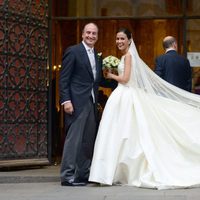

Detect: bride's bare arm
[107, 53, 132, 84]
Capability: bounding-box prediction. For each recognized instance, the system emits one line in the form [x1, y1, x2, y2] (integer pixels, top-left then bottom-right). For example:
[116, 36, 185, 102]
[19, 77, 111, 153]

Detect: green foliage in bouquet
[103, 55, 120, 69]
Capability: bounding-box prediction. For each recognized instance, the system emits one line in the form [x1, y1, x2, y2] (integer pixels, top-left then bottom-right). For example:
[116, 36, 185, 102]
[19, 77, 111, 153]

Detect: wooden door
[0, 0, 49, 167]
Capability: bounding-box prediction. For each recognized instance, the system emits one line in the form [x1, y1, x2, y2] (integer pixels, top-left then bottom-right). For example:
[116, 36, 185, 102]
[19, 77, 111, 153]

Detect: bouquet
[103, 55, 120, 75]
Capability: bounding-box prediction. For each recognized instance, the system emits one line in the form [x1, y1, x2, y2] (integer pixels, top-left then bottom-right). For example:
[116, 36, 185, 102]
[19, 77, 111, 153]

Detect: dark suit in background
[59, 23, 102, 186]
[155, 36, 192, 92]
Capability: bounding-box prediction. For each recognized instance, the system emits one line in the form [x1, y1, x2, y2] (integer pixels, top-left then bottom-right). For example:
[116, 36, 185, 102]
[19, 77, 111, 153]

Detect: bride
[89, 28, 200, 190]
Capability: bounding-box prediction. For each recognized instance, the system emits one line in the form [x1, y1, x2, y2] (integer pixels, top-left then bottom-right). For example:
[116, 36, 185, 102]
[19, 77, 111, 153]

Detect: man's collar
[82, 41, 94, 51]
[165, 47, 176, 53]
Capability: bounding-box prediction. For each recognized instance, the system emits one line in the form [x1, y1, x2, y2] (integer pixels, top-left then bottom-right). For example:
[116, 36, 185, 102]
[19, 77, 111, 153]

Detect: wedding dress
[89, 40, 200, 190]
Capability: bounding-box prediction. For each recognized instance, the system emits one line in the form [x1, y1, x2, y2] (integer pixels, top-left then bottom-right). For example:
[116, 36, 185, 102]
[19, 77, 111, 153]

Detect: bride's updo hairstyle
[117, 28, 132, 40]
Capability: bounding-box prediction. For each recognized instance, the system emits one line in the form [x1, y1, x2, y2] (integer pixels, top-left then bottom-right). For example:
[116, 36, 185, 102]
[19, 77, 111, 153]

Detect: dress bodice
[118, 55, 135, 87]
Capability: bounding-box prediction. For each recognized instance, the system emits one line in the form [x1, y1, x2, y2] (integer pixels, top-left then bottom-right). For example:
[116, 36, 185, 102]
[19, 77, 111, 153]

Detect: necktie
[88, 48, 96, 103]
[88, 48, 96, 79]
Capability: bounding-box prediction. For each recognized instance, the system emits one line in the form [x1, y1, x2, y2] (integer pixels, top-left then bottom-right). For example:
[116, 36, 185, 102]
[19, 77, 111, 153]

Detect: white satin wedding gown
[89, 44, 200, 189]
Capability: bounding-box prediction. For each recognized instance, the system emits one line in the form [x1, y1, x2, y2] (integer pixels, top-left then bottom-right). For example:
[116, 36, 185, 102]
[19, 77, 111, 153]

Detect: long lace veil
[129, 39, 200, 108]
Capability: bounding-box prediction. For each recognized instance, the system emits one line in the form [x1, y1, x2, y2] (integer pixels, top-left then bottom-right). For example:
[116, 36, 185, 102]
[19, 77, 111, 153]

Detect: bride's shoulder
[124, 52, 132, 60]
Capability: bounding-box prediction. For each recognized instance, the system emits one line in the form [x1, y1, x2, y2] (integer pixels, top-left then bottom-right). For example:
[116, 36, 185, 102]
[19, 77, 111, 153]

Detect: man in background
[154, 36, 192, 92]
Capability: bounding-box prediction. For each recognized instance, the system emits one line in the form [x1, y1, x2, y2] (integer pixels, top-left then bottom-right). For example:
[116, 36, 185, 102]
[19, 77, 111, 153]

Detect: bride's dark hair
[117, 28, 132, 40]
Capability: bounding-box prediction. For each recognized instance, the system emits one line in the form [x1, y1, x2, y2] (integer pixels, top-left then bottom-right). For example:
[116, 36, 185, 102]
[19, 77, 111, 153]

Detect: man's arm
[154, 57, 164, 78]
[100, 74, 118, 90]
[186, 59, 192, 92]
[59, 47, 75, 104]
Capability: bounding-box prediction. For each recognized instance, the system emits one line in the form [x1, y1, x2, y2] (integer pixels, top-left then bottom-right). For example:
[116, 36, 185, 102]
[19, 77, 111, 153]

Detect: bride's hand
[103, 69, 108, 78]
[103, 69, 112, 79]
[106, 72, 113, 79]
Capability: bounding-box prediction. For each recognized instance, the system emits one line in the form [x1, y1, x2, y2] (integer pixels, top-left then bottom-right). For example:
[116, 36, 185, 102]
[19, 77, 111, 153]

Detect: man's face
[82, 23, 98, 48]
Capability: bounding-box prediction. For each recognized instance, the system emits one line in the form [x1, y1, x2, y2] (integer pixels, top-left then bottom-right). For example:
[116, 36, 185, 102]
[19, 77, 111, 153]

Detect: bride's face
[116, 32, 129, 53]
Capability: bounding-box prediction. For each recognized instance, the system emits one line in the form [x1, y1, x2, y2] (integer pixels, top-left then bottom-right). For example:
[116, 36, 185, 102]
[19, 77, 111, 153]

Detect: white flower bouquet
[103, 55, 120, 75]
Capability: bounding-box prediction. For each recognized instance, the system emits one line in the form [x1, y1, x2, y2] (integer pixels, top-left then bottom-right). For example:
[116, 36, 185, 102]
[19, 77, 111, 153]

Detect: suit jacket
[59, 42, 102, 126]
[154, 50, 192, 92]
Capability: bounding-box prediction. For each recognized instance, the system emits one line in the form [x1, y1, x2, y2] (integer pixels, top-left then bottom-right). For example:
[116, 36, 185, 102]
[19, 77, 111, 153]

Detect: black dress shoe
[61, 178, 74, 186]
[61, 180, 87, 186]
[75, 178, 89, 183]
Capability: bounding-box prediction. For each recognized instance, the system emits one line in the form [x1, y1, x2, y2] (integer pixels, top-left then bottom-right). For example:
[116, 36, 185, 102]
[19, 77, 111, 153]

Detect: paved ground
[0, 165, 60, 183]
[0, 165, 200, 200]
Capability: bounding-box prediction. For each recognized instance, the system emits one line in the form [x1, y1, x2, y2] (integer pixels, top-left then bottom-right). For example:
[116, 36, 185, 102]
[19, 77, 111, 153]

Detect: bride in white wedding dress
[89, 28, 200, 190]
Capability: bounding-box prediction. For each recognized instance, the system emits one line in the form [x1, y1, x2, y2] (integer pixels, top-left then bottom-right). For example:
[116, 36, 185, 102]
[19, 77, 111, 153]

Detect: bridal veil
[129, 39, 200, 108]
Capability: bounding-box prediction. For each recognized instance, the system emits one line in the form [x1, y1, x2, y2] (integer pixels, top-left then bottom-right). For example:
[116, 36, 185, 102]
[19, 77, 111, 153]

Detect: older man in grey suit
[59, 23, 102, 186]
[155, 36, 192, 92]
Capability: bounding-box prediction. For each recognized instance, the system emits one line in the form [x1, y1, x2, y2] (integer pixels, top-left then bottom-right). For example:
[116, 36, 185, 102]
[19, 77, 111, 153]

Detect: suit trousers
[60, 98, 97, 182]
